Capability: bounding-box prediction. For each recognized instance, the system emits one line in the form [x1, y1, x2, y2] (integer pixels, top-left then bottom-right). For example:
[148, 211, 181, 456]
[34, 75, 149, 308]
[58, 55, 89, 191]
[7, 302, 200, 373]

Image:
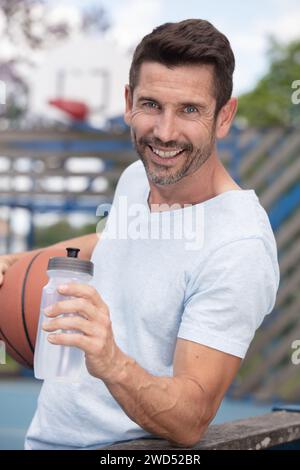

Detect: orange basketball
[0, 248, 66, 368]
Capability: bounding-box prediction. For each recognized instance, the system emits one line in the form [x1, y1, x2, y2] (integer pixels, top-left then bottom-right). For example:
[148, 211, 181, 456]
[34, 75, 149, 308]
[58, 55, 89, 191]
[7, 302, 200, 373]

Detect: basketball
[0, 248, 66, 368]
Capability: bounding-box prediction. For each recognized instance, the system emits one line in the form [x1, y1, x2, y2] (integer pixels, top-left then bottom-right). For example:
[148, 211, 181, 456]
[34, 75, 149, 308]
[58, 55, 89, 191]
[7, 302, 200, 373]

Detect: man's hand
[0, 257, 10, 286]
[0, 254, 20, 286]
[42, 283, 124, 381]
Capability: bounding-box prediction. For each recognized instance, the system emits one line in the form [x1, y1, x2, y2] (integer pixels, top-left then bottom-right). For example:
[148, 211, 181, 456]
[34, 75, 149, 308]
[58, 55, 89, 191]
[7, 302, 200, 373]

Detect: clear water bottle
[34, 247, 94, 381]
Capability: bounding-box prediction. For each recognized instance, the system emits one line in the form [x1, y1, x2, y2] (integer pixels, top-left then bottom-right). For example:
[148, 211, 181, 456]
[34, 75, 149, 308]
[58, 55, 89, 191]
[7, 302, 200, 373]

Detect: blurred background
[0, 0, 300, 449]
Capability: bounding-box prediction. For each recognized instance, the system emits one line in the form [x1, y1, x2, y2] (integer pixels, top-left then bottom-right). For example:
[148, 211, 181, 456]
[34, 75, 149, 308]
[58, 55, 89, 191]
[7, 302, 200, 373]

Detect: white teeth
[152, 147, 183, 158]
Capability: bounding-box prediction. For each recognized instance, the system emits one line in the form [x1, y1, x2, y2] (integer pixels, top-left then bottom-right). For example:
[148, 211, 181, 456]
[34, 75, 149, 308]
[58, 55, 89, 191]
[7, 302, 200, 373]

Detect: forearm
[104, 348, 208, 447]
[0, 233, 98, 286]
[49, 232, 98, 260]
[5, 233, 98, 263]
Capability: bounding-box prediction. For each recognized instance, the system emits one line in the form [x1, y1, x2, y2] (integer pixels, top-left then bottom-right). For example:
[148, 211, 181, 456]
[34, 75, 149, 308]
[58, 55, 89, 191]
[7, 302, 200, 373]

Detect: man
[0, 19, 279, 449]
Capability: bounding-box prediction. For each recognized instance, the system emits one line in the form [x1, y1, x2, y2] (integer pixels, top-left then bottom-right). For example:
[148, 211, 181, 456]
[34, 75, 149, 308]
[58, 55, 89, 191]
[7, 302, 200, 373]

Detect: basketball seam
[21, 250, 43, 354]
[0, 326, 32, 368]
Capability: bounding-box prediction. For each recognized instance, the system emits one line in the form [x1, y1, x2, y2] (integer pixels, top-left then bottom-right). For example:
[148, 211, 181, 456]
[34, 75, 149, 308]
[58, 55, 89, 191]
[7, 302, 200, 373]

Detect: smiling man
[18, 19, 281, 449]
[125, 60, 241, 206]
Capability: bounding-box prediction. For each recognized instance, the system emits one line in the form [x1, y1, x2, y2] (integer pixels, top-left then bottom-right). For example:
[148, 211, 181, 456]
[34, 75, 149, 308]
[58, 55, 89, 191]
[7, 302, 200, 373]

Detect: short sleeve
[178, 238, 279, 358]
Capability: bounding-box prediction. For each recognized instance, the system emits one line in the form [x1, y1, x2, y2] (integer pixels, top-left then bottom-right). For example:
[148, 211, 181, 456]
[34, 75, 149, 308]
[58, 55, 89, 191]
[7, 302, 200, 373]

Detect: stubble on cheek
[129, 121, 216, 186]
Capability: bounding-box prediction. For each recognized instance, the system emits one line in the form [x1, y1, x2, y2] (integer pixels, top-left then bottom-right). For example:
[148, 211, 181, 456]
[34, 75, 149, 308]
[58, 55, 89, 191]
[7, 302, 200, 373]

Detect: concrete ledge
[99, 411, 300, 450]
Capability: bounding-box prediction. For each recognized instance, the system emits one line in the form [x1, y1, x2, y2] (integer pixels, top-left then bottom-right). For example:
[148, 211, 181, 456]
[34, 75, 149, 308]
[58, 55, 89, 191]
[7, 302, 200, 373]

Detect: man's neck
[147, 155, 240, 212]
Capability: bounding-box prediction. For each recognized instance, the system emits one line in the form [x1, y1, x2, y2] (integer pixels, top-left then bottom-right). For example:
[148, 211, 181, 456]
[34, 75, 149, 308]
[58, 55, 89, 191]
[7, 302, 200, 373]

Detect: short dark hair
[129, 19, 235, 115]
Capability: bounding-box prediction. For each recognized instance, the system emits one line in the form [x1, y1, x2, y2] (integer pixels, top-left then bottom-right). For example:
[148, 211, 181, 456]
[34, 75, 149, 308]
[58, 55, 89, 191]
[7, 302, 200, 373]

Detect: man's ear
[124, 85, 133, 126]
[215, 97, 238, 139]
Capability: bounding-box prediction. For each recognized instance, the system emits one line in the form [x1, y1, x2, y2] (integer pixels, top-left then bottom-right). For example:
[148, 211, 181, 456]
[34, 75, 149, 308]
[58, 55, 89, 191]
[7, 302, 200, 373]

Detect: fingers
[42, 315, 97, 336]
[0, 261, 9, 287]
[48, 332, 91, 351]
[57, 283, 105, 310]
[0, 269, 7, 286]
[47, 331, 105, 356]
[44, 298, 97, 321]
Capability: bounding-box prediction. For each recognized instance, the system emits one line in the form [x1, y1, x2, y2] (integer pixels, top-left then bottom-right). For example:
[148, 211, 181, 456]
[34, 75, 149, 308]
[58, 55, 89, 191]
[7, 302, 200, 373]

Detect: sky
[46, 0, 300, 95]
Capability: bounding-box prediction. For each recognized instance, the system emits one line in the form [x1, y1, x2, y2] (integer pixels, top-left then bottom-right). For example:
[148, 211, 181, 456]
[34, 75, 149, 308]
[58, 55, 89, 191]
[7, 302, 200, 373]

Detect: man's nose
[153, 110, 179, 144]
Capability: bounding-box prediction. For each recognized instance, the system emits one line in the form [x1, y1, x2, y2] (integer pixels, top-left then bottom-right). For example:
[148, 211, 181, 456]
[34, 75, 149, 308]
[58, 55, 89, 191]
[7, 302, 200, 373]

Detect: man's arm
[104, 338, 241, 448]
[0, 232, 99, 286]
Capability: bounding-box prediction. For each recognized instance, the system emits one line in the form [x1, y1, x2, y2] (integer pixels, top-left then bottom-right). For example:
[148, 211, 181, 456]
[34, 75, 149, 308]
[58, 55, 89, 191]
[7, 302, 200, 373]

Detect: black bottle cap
[47, 247, 94, 276]
[66, 247, 80, 258]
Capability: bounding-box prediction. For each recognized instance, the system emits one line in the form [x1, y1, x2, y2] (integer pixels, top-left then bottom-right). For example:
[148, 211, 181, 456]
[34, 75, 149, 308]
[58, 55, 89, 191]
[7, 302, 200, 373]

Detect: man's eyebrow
[136, 96, 208, 108]
[136, 96, 158, 103]
[180, 101, 208, 109]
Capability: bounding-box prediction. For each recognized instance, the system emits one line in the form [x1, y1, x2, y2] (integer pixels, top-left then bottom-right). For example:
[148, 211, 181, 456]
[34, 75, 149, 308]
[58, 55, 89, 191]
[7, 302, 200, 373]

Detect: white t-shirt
[25, 160, 280, 450]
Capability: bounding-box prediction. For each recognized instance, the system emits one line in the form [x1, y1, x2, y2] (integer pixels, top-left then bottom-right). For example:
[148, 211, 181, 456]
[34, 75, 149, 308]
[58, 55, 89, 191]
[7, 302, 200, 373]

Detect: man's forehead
[135, 61, 215, 101]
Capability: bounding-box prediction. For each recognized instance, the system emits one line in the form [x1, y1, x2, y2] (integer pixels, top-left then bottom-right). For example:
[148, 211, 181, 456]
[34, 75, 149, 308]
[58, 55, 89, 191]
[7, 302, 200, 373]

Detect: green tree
[237, 37, 300, 127]
[34, 219, 97, 248]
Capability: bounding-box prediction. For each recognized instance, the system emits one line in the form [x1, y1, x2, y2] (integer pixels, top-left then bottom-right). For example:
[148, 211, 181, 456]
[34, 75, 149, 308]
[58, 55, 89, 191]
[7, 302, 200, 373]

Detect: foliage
[237, 37, 300, 126]
[34, 219, 97, 248]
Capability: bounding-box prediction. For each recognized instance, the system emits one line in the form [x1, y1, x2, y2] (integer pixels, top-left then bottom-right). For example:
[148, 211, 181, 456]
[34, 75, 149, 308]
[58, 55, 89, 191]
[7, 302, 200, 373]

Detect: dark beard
[131, 129, 216, 186]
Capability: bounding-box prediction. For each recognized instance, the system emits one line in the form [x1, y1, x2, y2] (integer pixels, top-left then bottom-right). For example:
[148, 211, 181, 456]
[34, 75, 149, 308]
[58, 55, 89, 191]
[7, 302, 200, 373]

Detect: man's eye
[143, 102, 158, 109]
[184, 105, 198, 113]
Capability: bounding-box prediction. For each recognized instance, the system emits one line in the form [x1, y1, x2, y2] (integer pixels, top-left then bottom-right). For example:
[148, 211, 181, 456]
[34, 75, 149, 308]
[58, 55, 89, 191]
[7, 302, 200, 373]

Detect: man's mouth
[149, 145, 183, 158]
[147, 145, 185, 164]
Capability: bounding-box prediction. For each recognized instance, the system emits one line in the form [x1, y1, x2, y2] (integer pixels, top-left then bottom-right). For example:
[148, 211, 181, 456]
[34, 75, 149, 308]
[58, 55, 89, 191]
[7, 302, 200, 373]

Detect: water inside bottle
[35, 290, 85, 381]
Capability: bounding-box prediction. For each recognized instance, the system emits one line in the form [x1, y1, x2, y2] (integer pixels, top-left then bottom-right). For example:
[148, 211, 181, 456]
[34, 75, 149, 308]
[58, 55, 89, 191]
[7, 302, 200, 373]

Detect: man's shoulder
[203, 190, 276, 252]
[189, 191, 279, 292]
